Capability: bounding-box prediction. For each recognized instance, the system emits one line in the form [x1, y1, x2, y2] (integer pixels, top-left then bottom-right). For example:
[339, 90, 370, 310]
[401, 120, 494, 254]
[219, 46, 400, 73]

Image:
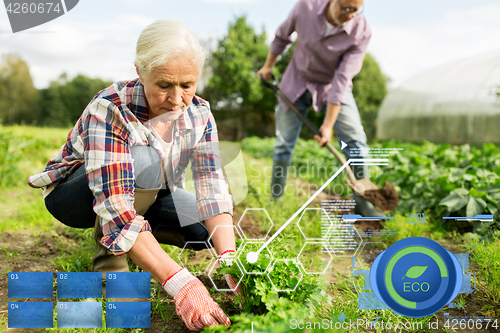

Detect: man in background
[257, 0, 384, 217]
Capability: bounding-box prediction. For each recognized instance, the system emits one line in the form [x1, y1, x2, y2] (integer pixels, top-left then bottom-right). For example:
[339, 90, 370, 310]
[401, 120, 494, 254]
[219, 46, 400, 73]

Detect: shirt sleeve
[80, 98, 151, 256]
[190, 110, 233, 221]
[327, 34, 370, 106]
[269, 0, 301, 56]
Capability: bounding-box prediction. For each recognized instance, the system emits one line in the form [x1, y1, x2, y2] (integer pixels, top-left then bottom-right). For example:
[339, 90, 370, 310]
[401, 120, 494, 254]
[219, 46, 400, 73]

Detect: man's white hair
[135, 19, 206, 76]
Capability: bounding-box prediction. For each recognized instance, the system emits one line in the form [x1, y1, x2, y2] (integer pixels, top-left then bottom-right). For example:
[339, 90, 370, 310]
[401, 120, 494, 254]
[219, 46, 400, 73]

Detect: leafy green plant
[242, 137, 500, 223]
[206, 236, 329, 332]
[374, 141, 500, 219]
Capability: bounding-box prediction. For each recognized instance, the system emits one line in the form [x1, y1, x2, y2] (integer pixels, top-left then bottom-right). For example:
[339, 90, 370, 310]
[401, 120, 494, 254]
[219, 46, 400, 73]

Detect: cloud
[0, 16, 145, 88]
[201, 0, 257, 3]
[444, 4, 500, 24]
[368, 4, 500, 88]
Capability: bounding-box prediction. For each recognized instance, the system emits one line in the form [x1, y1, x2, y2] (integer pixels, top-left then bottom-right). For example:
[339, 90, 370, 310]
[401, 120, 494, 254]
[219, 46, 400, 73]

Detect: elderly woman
[28, 20, 237, 331]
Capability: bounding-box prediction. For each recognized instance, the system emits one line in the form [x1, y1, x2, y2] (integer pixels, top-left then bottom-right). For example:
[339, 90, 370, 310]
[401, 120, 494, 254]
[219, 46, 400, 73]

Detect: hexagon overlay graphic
[355, 242, 387, 268]
[238, 242, 274, 275]
[178, 241, 216, 275]
[297, 242, 333, 274]
[297, 208, 333, 240]
[206, 254, 245, 292]
[267, 259, 303, 292]
[238, 208, 274, 240]
[208, 225, 245, 254]
[327, 225, 363, 257]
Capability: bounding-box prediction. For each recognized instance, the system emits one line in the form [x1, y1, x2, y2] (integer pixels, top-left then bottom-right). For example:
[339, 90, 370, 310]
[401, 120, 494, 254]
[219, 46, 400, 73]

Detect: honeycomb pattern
[237, 208, 274, 240]
[237, 242, 274, 275]
[297, 242, 333, 274]
[297, 208, 332, 240]
[178, 241, 216, 275]
[206, 252, 245, 292]
[207, 225, 245, 254]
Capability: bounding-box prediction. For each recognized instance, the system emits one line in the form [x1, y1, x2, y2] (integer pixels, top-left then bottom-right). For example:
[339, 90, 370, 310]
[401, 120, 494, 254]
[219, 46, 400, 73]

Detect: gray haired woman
[28, 19, 238, 331]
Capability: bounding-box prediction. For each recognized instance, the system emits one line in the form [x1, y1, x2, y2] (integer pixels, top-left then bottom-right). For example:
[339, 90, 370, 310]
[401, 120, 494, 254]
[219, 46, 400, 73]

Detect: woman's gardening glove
[163, 268, 230, 331]
[219, 250, 242, 297]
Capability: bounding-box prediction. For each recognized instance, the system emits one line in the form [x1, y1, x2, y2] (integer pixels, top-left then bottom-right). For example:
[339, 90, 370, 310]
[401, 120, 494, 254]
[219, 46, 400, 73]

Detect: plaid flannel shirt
[28, 79, 233, 256]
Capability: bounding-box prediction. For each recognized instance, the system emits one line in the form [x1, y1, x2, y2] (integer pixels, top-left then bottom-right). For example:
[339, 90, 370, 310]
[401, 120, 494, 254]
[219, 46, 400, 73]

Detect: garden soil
[0, 228, 239, 333]
[363, 181, 399, 212]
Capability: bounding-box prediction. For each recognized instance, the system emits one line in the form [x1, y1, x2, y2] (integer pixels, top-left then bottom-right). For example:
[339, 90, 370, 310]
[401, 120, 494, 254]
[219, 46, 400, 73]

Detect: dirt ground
[0, 228, 239, 333]
[0, 230, 69, 332]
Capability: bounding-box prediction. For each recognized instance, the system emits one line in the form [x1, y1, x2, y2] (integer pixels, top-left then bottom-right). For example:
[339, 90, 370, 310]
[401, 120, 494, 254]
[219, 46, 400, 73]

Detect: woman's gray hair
[135, 19, 207, 76]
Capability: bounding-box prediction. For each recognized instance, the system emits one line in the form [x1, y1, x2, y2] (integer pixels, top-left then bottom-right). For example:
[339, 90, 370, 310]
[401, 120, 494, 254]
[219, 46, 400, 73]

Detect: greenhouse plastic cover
[377, 50, 500, 144]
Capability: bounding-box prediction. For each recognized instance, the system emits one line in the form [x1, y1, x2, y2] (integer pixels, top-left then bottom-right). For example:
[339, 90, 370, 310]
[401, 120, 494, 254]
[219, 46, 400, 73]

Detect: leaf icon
[402, 265, 428, 279]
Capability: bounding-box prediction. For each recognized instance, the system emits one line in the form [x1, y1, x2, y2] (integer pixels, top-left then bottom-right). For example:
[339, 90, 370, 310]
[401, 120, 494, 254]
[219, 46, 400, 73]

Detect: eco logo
[3, 0, 79, 33]
[369, 237, 463, 317]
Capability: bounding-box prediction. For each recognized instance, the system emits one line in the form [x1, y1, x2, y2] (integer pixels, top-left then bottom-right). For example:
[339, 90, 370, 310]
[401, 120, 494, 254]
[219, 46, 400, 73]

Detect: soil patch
[0, 229, 240, 332]
[363, 181, 399, 212]
[149, 276, 238, 333]
[0, 231, 63, 311]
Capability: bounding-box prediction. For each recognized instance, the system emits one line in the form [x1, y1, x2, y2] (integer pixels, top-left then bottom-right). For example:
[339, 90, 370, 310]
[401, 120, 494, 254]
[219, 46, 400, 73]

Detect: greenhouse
[377, 50, 500, 144]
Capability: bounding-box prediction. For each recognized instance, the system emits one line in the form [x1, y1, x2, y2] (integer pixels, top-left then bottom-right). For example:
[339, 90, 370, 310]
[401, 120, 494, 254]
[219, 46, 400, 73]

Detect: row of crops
[241, 137, 500, 220]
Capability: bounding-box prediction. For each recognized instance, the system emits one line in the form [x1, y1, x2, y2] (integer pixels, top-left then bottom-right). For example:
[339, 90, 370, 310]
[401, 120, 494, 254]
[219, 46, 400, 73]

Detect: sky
[0, 0, 499, 89]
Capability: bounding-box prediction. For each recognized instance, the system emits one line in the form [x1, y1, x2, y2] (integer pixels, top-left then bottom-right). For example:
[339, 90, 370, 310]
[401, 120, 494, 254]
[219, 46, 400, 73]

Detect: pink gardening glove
[219, 250, 243, 297]
[163, 269, 230, 331]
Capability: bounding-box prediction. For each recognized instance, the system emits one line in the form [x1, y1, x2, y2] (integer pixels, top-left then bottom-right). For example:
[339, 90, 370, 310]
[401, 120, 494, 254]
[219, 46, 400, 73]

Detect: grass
[0, 187, 60, 233]
[378, 213, 448, 244]
[463, 230, 500, 304]
[151, 301, 176, 329]
[0, 125, 70, 188]
[0, 314, 6, 333]
[1, 126, 499, 332]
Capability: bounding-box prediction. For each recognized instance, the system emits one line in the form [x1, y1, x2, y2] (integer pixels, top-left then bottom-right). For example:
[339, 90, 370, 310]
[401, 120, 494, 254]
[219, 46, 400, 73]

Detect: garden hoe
[260, 74, 399, 212]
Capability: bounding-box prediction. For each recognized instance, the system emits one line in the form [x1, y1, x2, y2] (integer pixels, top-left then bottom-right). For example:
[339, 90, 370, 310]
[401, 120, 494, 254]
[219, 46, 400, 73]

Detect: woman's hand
[219, 250, 243, 297]
[163, 269, 230, 331]
[205, 213, 236, 256]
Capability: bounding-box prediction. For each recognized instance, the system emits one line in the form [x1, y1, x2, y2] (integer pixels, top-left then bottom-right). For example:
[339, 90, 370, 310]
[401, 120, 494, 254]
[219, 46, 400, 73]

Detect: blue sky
[1, 0, 499, 89]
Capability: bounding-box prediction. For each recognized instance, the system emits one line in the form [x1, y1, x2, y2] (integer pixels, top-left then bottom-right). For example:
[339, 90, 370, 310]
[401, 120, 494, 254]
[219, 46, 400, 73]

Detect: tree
[0, 54, 38, 125]
[202, 16, 276, 141]
[38, 74, 112, 127]
[352, 53, 388, 141]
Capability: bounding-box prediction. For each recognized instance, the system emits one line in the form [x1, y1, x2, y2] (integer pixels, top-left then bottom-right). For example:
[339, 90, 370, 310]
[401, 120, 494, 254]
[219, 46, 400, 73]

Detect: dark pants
[44, 146, 211, 250]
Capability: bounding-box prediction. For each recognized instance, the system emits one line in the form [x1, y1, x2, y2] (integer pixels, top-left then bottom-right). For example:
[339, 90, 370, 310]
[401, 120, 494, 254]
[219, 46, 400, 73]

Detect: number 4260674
[5, 3, 62, 14]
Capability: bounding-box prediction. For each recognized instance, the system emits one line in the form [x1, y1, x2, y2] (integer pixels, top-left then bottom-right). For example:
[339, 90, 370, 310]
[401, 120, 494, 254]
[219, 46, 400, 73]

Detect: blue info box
[57, 302, 102, 328]
[8, 302, 53, 328]
[8, 272, 53, 298]
[57, 272, 102, 298]
[106, 302, 151, 328]
[106, 272, 151, 298]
